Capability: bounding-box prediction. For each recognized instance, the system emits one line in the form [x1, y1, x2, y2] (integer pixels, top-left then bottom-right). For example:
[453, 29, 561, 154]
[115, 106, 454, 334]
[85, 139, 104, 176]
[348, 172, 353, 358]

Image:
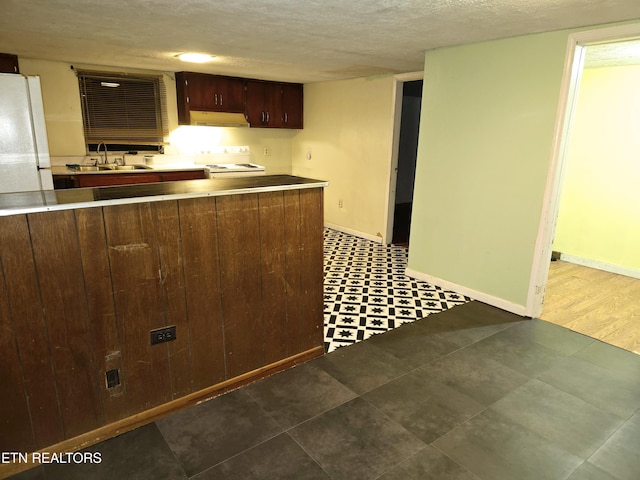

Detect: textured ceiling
[1, 0, 640, 82]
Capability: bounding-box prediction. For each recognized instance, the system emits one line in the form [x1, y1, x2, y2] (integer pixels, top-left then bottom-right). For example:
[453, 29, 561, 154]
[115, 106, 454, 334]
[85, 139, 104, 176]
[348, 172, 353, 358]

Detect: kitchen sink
[97, 164, 152, 170]
[68, 164, 152, 172]
[70, 165, 101, 171]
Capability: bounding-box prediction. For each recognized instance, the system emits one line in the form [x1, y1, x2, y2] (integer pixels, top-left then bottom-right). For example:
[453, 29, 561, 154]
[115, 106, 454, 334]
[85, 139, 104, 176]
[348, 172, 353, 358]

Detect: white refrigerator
[0, 72, 54, 193]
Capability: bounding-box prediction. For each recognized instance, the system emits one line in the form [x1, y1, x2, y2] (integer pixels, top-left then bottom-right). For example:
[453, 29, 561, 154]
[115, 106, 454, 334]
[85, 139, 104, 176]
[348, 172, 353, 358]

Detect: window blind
[77, 71, 169, 146]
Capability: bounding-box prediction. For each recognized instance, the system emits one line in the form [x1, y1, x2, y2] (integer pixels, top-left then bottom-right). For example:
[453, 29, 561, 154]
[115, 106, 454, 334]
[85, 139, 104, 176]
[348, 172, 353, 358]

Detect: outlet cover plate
[150, 325, 177, 345]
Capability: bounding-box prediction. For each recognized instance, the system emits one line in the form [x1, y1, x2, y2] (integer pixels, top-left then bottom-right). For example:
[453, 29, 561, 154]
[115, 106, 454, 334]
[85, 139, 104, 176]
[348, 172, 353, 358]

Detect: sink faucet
[96, 142, 108, 164]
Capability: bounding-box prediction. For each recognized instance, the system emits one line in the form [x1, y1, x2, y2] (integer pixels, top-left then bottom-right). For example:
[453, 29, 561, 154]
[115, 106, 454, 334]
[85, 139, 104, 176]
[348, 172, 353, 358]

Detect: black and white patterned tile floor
[323, 228, 473, 353]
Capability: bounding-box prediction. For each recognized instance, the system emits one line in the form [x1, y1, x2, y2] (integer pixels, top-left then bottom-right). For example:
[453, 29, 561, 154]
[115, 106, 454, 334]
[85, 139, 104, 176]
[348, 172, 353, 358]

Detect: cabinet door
[245, 80, 267, 127]
[245, 80, 282, 128]
[53, 175, 75, 189]
[0, 53, 19, 73]
[215, 77, 246, 113]
[183, 73, 217, 111]
[263, 82, 283, 127]
[281, 83, 303, 129]
[176, 72, 215, 124]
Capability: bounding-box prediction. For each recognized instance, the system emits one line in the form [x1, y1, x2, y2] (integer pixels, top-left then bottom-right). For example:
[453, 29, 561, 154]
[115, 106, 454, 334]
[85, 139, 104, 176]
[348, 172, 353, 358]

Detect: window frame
[77, 70, 169, 152]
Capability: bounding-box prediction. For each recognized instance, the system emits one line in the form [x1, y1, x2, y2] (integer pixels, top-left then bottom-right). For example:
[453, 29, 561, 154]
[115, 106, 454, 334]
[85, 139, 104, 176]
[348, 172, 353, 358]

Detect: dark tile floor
[9, 301, 640, 480]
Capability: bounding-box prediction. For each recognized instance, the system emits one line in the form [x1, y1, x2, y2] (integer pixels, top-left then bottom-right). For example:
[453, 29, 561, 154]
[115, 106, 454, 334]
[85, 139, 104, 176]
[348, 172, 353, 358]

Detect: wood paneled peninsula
[0, 175, 326, 476]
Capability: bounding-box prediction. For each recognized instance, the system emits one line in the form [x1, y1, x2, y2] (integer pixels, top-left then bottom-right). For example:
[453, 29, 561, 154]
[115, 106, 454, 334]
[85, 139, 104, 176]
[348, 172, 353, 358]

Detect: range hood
[189, 111, 250, 127]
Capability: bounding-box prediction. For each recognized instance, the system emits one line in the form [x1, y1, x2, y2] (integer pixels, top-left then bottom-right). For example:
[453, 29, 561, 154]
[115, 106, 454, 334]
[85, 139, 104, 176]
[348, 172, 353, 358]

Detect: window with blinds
[77, 71, 169, 150]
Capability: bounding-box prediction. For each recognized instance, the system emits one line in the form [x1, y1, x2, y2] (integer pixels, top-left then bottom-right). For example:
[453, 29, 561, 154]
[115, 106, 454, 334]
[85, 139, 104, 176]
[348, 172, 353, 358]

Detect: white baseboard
[559, 254, 640, 280]
[324, 222, 384, 244]
[405, 268, 528, 317]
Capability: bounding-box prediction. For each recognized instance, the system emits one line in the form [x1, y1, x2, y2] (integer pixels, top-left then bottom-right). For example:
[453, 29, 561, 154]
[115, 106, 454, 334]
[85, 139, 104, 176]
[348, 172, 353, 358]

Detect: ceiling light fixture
[176, 53, 216, 63]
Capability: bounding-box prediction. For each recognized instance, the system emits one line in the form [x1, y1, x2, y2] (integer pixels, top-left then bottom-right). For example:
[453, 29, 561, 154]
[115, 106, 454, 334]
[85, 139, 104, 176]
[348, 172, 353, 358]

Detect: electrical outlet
[338, 199, 343, 208]
[150, 325, 177, 345]
[105, 369, 120, 388]
[263, 147, 270, 156]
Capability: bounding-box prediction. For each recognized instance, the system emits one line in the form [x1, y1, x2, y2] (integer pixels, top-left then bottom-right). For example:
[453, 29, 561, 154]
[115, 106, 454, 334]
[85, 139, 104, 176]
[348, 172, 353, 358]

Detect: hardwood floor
[541, 260, 640, 355]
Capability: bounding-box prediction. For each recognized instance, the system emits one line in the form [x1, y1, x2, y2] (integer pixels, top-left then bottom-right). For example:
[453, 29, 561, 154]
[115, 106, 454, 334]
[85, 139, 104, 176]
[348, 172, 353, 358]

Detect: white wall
[291, 75, 396, 240]
[19, 59, 86, 155]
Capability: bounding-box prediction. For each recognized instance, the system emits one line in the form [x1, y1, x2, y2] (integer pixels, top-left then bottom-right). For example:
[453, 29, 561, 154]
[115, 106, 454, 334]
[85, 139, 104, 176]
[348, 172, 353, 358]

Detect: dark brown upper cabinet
[176, 72, 246, 124]
[281, 83, 303, 129]
[0, 53, 20, 74]
[245, 80, 303, 129]
[176, 72, 303, 129]
[245, 80, 282, 128]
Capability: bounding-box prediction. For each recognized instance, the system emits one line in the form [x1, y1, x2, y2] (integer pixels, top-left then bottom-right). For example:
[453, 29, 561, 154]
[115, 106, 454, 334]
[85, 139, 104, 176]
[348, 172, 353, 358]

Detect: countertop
[0, 175, 328, 217]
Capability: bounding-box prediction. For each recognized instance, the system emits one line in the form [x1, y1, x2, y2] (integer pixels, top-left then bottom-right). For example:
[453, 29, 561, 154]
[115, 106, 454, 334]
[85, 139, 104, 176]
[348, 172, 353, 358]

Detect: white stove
[194, 146, 266, 178]
[206, 162, 266, 177]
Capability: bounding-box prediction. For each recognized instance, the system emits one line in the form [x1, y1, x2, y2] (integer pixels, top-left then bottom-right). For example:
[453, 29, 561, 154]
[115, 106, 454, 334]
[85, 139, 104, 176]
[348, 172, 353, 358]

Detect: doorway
[540, 39, 640, 354]
[391, 79, 423, 246]
[527, 24, 640, 354]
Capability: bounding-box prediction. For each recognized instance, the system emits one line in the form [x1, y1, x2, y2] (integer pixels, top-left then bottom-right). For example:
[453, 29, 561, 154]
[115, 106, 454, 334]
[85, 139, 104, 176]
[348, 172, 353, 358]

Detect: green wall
[408, 30, 570, 307]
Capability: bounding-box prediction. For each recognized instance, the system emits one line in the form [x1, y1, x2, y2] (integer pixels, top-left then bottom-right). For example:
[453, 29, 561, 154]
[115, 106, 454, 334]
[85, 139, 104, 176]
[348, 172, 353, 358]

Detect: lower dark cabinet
[54, 170, 206, 189]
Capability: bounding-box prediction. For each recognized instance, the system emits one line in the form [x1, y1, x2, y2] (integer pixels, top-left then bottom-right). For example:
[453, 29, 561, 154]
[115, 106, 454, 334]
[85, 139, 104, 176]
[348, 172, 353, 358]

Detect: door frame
[525, 23, 640, 318]
[384, 71, 424, 244]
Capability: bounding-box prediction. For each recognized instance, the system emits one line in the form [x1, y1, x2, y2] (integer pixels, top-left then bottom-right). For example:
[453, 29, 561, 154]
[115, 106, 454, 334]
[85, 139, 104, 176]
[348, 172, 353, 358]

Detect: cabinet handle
[266, 111, 269, 123]
[186, 96, 190, 104]
[261, 112, 265, 123]
[284, 113, 288, 123]
[214, 93, 218, 105]
[220, 94, 223, 106]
